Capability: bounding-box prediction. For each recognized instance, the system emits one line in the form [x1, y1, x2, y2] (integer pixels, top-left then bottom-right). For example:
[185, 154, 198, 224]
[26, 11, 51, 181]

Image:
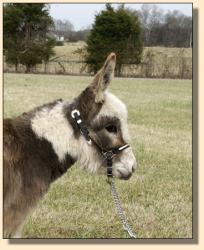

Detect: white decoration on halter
[71, 109, 80, 118]
[118, 144, 129, 151]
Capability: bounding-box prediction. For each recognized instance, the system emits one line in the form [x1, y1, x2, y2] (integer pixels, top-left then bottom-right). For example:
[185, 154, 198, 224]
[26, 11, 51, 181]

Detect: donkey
[3, 53, 136, 238]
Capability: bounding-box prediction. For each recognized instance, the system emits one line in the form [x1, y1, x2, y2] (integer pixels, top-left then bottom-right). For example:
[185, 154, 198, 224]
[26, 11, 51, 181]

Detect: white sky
[49, 3, 192, 31]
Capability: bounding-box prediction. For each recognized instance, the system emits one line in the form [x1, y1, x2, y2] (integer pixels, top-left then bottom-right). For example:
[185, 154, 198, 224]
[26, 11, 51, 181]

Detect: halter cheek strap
[71, 109, 92, 144]
[71, 109, 129, 178]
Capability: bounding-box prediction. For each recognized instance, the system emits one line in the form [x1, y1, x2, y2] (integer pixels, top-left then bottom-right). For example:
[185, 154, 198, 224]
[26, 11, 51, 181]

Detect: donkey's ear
[90, 53, 116, 103]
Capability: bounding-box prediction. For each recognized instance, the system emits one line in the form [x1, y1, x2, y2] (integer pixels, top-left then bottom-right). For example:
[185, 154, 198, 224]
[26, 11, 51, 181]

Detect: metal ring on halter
[71, 109, 80, 119]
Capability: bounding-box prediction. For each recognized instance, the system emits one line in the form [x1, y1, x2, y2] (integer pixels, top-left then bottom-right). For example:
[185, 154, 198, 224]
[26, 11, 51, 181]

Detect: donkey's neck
[30, 99, 103, 177]
[31, 100, 79, 162]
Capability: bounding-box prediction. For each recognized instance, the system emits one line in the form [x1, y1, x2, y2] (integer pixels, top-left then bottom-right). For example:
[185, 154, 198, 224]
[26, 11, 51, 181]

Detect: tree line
[136, 4, 192, 47]
[53, 4, 192, 48]
[3, 3, 192, 74]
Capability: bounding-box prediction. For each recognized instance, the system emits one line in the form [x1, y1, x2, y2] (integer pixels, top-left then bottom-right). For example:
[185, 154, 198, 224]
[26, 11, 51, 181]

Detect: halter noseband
[71, 109, 130, 178]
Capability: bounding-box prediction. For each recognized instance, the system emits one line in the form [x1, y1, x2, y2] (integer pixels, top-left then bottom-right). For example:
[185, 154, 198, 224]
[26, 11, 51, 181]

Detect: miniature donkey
[3, 53, 136, 238]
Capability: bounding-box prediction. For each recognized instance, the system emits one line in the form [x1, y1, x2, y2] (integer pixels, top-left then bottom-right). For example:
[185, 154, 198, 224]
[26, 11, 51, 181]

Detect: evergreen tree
[86, 4, 143, 75]
[3, 3, 55, 72]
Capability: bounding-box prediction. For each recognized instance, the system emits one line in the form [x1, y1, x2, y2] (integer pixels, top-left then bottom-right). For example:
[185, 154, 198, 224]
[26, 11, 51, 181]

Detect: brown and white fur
[3, 53, 136, 238]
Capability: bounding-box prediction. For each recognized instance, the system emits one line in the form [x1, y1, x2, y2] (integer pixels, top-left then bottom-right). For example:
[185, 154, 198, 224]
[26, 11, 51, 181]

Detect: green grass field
[4, 73, 192, 238]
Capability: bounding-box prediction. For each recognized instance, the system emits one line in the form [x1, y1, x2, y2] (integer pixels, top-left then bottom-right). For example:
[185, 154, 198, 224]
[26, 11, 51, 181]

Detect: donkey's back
[3, 118, 29, 238]
[4, 118, 23, 165]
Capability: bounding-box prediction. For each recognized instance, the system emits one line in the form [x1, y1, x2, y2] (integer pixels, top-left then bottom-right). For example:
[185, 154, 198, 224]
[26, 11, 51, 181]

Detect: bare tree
[163, 10, 192, 47]
[136, 5, 192, 47]
[138, 4, 164, 46]
[53, 19, 74, 40]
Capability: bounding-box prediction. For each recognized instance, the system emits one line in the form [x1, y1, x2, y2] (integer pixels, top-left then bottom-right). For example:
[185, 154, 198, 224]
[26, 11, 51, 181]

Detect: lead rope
[107, 177, 137, 239]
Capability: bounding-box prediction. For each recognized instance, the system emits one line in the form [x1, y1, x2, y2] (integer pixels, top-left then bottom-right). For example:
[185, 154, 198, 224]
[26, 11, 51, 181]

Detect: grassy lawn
[3, 73, 192, 238]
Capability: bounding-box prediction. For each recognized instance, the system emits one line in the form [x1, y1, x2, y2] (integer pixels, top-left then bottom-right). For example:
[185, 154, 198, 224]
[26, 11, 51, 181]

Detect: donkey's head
[72, 53, 136, 180]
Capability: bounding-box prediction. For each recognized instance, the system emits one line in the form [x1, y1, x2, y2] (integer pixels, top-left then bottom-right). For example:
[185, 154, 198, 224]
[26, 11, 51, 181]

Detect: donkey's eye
[105, 125, 117, 134]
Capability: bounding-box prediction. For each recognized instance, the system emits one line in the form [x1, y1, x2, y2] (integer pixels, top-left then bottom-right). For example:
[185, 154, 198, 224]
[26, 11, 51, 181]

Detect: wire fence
[4, 56, 192, 79]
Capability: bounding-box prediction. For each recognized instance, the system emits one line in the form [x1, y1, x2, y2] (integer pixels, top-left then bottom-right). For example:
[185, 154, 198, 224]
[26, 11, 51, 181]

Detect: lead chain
[108, 177, 137, 239]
